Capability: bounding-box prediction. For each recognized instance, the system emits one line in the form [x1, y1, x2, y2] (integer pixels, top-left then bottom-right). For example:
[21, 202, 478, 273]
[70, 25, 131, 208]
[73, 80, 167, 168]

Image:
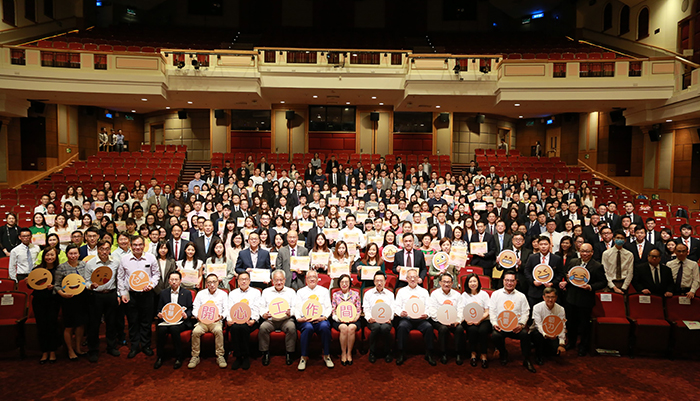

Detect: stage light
[192, 59, 199, 70]
[177, 61, 185, 69]
[453, 64, 460, 74]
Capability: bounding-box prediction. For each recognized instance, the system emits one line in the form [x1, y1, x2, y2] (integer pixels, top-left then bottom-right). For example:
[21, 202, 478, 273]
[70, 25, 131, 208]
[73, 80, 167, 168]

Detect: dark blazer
[435, 223, 453, 240]
[582, 225, 601, 245]
[563, 258, 607, 308]
[632, 262, 674, 297]
[602, 213, 620, 231]
[304, 225, 323, 250]
[393, 163, 407, 175]
[645, 230, 663, 250]
[674, 237, 700, 262]
[169, 238, 188, 262]
[493, 233, 513, 254]
[154, 259, 178, 295]
[624, 240, 656, 265]
[156, 286, 194, 329]
[523, 253, 564, 301]
[325, 160, 339, 175]
[592, 241, 613, 263]
[235, 248, 271, 274]
[622, 213, 644, 229]
[194, 234, 220, 262]
[469, 232, 497, 270]
[527, 223, 547, 239]
[393, 248, 427, 288]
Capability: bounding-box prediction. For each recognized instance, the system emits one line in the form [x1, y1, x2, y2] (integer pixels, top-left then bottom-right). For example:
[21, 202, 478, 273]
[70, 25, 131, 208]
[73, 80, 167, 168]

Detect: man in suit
[624, 226, 656, 265]
[230, 198, 251, 224]
[434, 211, 453, 240]
[632, 248, 674, 298]
[304, 214, 324, 250]
[276, 230, 309, 289]
[582, 215, 602, 245]
[257, 156, 271, 174]
[486, 165, 499, 183]
[526, 212, 548, 240]
[147, 185, 167, 211]
[154, 271, 193, 369]
[325, 155, 339, 175]
[622, 201, 644, 229]
[393, 156, 407, 175]
[393, 234, 427, 288]
[592, 227, 614, 262]
[524, 236, 564, 307]
[78, 227, 100, 261]
[494, 221, 513, 254]
[674, 224, 700, 262]
[604, 202, 621, 231]
[234, 232, 271, 289]
[328, 166, 341, 188]
[341, 166, 354, 188]
[169, 224, 188, 262]
[564, 184, 580, 206]
[644, 218, 663, 250]
[470, 220, 497, 278]
[558, 243, 606, 356]
[194, 221, 220, 262]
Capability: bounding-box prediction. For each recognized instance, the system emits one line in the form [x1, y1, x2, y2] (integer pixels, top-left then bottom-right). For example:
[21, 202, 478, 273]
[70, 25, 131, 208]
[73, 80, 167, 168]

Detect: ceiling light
[141, 98, 147, 101]
[187, 101, 193, 104]
[515, 103, 520, 106]
[346, 102, 350, 104]
[131, 110, 136, 113]
[313, 95, 318, 98]
[371, 96, 377, 99]
[519, 116, 523, 118]
[166, 107, 170, 109]
[280, 101, 285, 104]
[379, 102, 384, 105]
[436, 106, 441, 108]
[666, 119, 672, 122]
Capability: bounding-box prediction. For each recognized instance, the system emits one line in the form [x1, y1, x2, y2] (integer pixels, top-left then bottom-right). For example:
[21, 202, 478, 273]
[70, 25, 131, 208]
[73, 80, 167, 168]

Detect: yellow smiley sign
[533, 264, 554, 284]
[568, 266, 590, 287]
[497, 250, 518, 269]
[27, 268, 53, 290]
[432, 252, 449, 271]
[91, 266, 113, 286]
[62, 273, 86, 295]
[382, 245, 398, 263]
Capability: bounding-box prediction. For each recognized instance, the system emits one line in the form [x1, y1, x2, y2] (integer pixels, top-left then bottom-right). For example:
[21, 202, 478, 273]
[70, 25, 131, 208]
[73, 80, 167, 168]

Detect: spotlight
[453, 64, 460, 74]
[192, 59, 199, 70]
[177, 61, 185, 69]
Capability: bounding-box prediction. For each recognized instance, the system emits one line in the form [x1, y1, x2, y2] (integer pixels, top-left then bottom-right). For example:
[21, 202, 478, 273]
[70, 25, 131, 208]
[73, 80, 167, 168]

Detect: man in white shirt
[489, 271, 536, 373]
[186, 200, 210, 225]
[339, 215, 366, 257]
[530, 287, 566, 366]
[9, 228, 39, 282]
[362, 272, 395, 363]
[34, 194, 51, 215]
[394, 269, 435, 366]
[667, 243, 700, 298]
[601, 230, 634, 294]
[294, 270, 334, 370]
[188, 274, 228, 369]
[428, 272, 463, 364]
[226, 271, 261, 370]
[544, 219, 563, 253]
[85, 240, 121, 363]
[258, 269, 297, 366]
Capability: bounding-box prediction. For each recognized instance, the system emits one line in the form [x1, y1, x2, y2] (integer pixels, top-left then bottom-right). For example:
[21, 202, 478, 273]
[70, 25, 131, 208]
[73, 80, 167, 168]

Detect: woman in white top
[48, 214, 72, 250]
[581, 187, 596, 209]
[205, 239, 235, 290]
[77, 214, 93, 233]
[309, 233, 331, 273]
[67, 207, 83, 232]
[226, 232, 244, 269]
[459, 273, 491, 368]
[177, 242, 202, 289]
[329, 240, 353, 288]
[60, 186, 78, 207]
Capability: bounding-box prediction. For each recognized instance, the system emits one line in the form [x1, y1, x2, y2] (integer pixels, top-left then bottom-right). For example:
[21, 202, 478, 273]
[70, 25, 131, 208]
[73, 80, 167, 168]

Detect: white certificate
[250, 268, 270, 283]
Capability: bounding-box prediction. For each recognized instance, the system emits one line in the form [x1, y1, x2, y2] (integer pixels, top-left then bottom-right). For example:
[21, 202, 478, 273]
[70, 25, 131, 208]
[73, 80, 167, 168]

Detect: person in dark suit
[524, 236, 564, 307]
[169, 224, 188, 262]
[632, 248, 674, 298]
[558, 243, 607, 356]
[624, 226, 656, 265]
[154, 271, 193, 369]
[194, 221, 220, 262]
[325, 155, 339, 175]
[275, 230, 309, 289]
[592, 227, 614, 262]
[527, 212, 548, 239]
[582, 215, 603, 245]
[257, 156, 271, 174]
[469, 221, 497, 278]
[234, 232, 271, 289]
[643, 218, 663, 250]
[434, 211, 452, 240]
[304, 215, 324, 250]
[79, 227, 100, 260]
[674, 224, 700, 262]
[393, 234, 427, 288]
[621, 201, 644, 229]
[153, 241, 178, 296]
[328, 166, 341, 188]
[393, 157, 407, 175]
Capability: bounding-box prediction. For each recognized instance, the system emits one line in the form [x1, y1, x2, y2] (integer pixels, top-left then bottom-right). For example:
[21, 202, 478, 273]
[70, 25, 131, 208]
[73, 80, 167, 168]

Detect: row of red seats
[505, 52, 619, 60]
[35, 40, 159, 53]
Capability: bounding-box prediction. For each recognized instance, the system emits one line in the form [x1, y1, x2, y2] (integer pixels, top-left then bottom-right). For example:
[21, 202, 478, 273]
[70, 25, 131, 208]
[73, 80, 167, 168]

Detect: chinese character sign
[198, 300, 219, 324]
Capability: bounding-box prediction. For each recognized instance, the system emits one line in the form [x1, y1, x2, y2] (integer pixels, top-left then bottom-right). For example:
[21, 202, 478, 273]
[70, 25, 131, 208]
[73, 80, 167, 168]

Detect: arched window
[603, 3, 613, 31]
[637, 7, 649, 39]
[619, 5, 630, 35]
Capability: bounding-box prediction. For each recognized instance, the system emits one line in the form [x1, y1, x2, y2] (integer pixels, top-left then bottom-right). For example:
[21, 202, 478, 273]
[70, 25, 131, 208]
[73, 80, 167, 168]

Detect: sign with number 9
[463, 302, 484, 324]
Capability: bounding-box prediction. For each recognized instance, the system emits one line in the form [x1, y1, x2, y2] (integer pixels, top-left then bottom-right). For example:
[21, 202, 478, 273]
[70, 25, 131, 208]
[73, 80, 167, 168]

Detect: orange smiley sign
[128, 270, 150, 292]
[91, 266, 113, 286]
[497, 250, 518, 269]
[497, 310, 519, 332]
[533, 264, 554, 284]
[27, 268, 52, 290]
[62, 273, 86, 295]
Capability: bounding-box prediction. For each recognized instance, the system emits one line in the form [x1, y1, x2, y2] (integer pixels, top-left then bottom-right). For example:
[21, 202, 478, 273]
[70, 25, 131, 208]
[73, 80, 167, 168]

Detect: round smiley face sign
[497, 250, 518, 269]
[27, 268, 53, 290]
[533, 264, 554, 284]
[128, 270, 150, 292]
[497, 310, 519, 332]
[432, 251, 449, 271]
[62, 273, 86, 295]
[542, 315, 565, 337]
[161, 302, 185, 324]
[382, 245, 398, 263]
[90, 266, 113, 286]
[568, 266, 590, 287]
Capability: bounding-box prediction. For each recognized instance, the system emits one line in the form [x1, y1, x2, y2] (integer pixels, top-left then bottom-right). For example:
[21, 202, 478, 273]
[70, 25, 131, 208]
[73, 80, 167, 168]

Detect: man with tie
[147, 185, 167, 211]
[325, 155, 339, 174]
[393, 156, 407, 175]
[485, 212, 498, 236]
[601, 230, 634, 294]
[394, 269, 436, 366]
[632, 248, 673, 298]
[558, 243, 606, 356]
[674, 224, 700, 262]
[9, 228, 39, 282]
[393, 234, 427, 288]
[605, 202, 621, 231]
[644, 218, 662, 249]
[328, 166, 340, 188]
[667, 243, 699, 298]
[622, 201, 644, 228]
[582, 214, 602, 245]
[487, 165, 499, 183]
[592, 227, 614, 262]
[523, 236, 564, 307]
[470, 221, 497, 278]
[527, 212, 548, 240]
[194, 220, 220, 262]
[276, 230, 310, 289]
[168, 224, 187, 262]
[565, 184, 580, 205]
[154, 271, 193, 369]
[624, 226, 655, 265]
[494, 221, 512, 255]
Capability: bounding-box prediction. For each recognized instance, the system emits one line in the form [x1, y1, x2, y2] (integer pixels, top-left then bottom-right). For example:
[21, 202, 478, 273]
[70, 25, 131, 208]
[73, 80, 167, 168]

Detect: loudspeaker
[370, 112, 379, 122]
[438, 112, 450, 123]
[649, 124, 661, 142]
[178, 110, 188, 119]
[214, 109, 225, 119]
[0, 121, 3, 130]
[475, 114, 485, 124]
[285, 110, 295, 120]
[610, 109, 625, 126]
[30, 101, 46, 115]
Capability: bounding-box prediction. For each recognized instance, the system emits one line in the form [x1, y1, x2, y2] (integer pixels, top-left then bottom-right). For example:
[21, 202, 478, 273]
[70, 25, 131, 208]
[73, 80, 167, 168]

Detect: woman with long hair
[32, 246, 61, 363]
[53, 244, 89, 360]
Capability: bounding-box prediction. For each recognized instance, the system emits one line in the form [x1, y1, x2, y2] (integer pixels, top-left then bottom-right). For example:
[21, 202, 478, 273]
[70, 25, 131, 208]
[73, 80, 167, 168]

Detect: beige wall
[452, 113, 515, 164]
[211, 110, 229, 155]
[144, 110, 210, 160]
[434, 112, 451, 157]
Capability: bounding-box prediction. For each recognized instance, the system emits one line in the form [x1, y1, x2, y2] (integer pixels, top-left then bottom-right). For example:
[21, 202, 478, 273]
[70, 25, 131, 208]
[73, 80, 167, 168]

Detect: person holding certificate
[356, 243, 385, 291]
[154, 271, 193, 369]
[205, 238, 235, 290]
[394, 269, 435, 366]
[177, 242, 203, 290]
[309, 233, 331, 273]
[294, 270, 334, 370]
[469, 220, 497, 278]
[226, 271, 261, 370]
[276, 230, 310, 289]
[332, 274, 361, 365]
[393, 234, 427, 289]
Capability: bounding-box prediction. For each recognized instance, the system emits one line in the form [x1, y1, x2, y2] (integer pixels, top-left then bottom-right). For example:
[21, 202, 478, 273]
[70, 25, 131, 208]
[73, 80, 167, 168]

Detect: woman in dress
[177, 242, 202, 290]
[356, 242, 384, 291]
[458, 273, 490, 368]
[31, 246, 61, 363]
[206, 238, 235, 290]
[331, 274, 361, 366]
[53, 244, 89, 360]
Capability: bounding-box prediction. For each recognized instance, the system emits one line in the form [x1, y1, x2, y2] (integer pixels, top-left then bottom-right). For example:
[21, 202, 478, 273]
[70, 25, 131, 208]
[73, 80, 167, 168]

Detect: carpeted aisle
[1, 342, 698, 401]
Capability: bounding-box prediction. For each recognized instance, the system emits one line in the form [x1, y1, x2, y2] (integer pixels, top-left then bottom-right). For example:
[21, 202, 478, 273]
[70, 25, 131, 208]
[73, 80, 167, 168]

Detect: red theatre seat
[591, 292, 630, 355]
[665, 295, 700, 358]
[627, 294, 670, 356]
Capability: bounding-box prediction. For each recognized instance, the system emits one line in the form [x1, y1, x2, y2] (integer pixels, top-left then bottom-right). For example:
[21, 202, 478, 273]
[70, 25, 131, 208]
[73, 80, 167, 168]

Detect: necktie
[499, 235, 503, 250]
[26, 245, 32, 269]
[406, 251, 412, 268]
[654, 266, 660, 285]
[676, 260, 684, 291]
[291, 247, 295, 257]
[647, 232, 652, 243]
[542, 254, 546, 264]
[615, 250, 622, 280]
[479, 234, 484, 242]
[156, 196, 160, 208]
[205, 237, 211, 252]
[174, 241, 179, 260]
[638, 243, 643, 258]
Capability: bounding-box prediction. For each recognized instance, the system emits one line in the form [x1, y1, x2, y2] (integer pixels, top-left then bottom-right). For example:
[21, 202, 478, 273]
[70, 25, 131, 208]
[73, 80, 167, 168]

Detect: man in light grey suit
[147, 185, 168, 211]
[275, 230, 309, 290]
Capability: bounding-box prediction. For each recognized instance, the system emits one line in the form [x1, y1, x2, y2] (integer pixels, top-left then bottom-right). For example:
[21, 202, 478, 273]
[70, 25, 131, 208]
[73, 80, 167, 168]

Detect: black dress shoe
[368, 353, 376, 363]
[578, 349, 588, 357]
[48, 358, 56, 364]
[242, 357, 251, 370]
[142, 348, 154, 356]
[455, 355, 463, 365]
[153, 358, 163, 369]
[286, 353, 293, 365]
[231, 358, 242, 370]
[565, 343, 576, 351]
[341, 360, 347, 366]
[524, 360, 537, 373]
[347, 359, 353, 365]
[481, 359, 488, 369]
[425, 354, 437, 366]
[440, 354, 448, 365]
[174, 360, 182, 369]
[39, 359, 47, 365]
[536, 357, 544, 366]
[384, 353, 393, 363]
[470, 357, 478, 367]
[107, 349, 121, 357]
[88, 353, 99, 363]
[127, 350, 139, 359]
[262, 352, 270, 366]
[396, 353, 406, 365]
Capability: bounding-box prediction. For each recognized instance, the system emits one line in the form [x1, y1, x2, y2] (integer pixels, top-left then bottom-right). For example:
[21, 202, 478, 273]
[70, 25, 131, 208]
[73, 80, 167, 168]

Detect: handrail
[577, 159, 639, 196]
[12, 153, 79, 189]
[254, 46, 411, 53]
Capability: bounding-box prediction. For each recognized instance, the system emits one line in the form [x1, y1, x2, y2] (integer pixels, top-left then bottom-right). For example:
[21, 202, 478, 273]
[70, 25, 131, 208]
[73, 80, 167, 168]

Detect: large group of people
[3, 152, 699, 372]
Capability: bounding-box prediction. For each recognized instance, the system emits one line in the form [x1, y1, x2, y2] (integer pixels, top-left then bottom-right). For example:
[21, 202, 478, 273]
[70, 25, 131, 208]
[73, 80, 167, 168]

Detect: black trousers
[491, 328, 531, 360]
[367, 322, 392, 354]
[565, 304, 592, 351]
[228, 321, 260, 357]
[396, 318, 433, 352]
[88, 291, 119, 353]
[126, 291, 154, 351]
[431, 320, 464, 353]
[531, 330, 559, 357]
[115, 302, 127, 343]
[156, 322, 190, 360]
[460, 320, 491, 355]
[32, 292, 60, 353]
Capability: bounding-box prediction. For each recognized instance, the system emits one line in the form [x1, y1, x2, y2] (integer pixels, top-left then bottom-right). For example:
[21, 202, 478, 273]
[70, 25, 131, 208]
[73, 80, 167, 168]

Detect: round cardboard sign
[463, 302, 484, 324]
[497, 310, 519, 332]
[90, 266, 113, 286]
[197, 300, 220, 324]
[542, 315, 565, 337]
[302, 299, 323, 320]
[533, 263, 554, 284]
[432, 252, 450, 271]
[336, 301, 358, 323]
[269, 297, 290, 320]
[229, 302, 252, 324]
[437, 304, 458, 325]
[61, 273, 85, 295]
[128, 270, 150, 291]
[371, 302, 393, 324]
[161, 302, 185, 324]
[567, 266, 590, 287]
[497, 250, 518, 269]
[405, 297, 426, 319]
[382, 245, 398, 263]
[27, 268, 52, 290]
